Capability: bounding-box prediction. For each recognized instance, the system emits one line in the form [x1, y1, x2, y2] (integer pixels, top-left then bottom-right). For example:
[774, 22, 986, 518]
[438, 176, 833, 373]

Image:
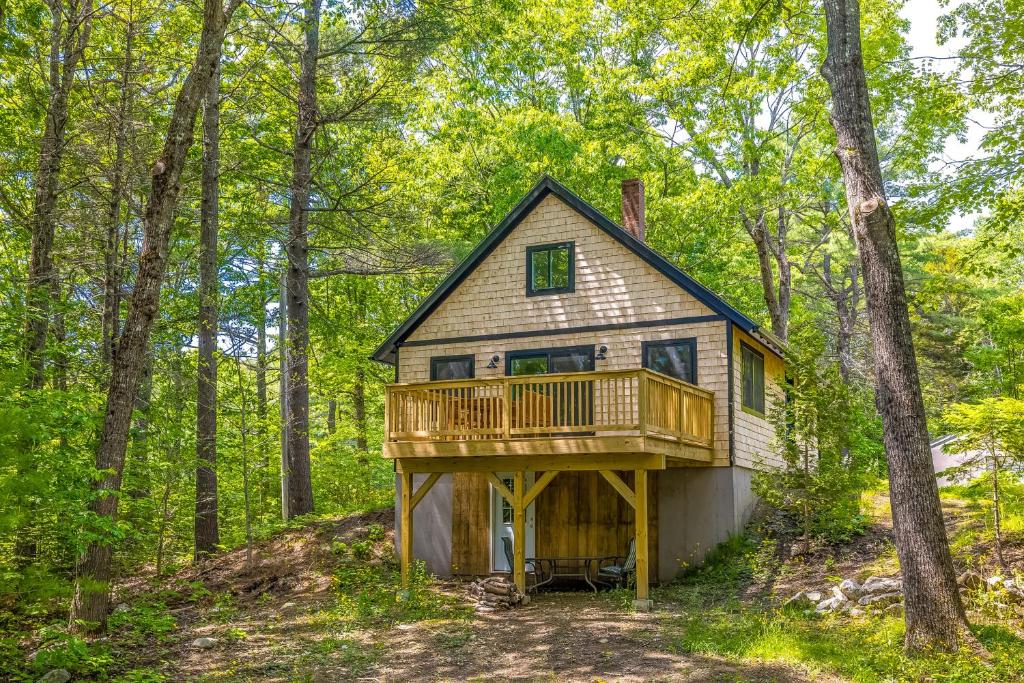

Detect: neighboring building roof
[372, 175, 785, 364]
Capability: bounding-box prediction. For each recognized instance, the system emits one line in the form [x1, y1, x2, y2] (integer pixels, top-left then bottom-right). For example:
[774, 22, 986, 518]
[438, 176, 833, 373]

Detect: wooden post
[638, 371, 648, 437]
[513, 470, 526, 594]
[502, 378, 512, 440]
[400, 470, 413, 589]
[634, 468, 651, 610]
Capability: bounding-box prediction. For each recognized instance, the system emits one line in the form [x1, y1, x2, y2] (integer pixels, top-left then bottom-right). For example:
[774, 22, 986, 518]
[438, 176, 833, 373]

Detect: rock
[816, 596, 846, 612]
[849, 608, 865, 617]
[599, 638, 609, 644]
[113, 602, 130, 614]
[838, 579, 862, 599]
[38, 670, 71, 683]
[858, 591, 902, 607]
[191, 637, 217, 650]
[884, 603, 904, 616]
[397, 623, 414, 631]
[784, 592, 817, 609]
[805, 591, 823, 603]
[832, 586, 849, 602]
[861, 576, 902, 594]
[958, 571, 984, 591]
[1004, 587, 1024, 604]
[986, 576, 1005, 590]
[280, 602, 296, 610]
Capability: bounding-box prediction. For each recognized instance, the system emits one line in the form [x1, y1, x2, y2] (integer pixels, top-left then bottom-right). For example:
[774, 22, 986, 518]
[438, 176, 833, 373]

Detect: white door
[490, 473, 536, 572]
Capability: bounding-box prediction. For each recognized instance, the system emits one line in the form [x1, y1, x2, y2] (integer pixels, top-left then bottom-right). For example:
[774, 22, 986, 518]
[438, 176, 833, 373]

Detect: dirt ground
[107, 489, 1024, 683]
[110, 507, 851, 682]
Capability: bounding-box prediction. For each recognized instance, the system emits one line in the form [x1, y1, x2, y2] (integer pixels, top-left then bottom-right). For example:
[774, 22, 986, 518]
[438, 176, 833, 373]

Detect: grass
[942, 475, 1024, 565]
[652, 498, 1024, 683]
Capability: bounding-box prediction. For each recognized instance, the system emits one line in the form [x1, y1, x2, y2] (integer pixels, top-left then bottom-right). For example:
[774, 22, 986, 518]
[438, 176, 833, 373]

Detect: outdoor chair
[597, 537, 636, 588]
[501, 536, 543, 588]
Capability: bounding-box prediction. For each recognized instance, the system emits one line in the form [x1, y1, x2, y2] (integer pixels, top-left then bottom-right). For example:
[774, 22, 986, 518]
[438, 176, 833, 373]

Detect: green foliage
[754, 332, 884, 543]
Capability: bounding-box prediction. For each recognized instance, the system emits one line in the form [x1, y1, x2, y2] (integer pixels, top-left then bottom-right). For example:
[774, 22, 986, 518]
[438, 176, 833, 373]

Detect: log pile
[467, 576, 524, 612]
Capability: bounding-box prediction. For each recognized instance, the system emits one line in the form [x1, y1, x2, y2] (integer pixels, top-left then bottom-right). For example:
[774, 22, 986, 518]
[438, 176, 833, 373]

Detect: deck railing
[385, 368, 714, 448]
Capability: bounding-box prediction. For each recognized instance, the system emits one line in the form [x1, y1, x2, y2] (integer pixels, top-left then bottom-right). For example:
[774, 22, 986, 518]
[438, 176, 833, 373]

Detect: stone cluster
[785, 571, 1024, 617]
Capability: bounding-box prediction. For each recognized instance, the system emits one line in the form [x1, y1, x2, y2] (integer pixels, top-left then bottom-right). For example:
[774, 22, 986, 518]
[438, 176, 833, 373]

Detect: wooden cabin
[372, 176, 785, 607]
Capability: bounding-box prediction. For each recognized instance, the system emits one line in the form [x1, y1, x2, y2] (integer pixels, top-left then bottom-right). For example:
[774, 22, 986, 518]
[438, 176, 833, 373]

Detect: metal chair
[501, 536, 543, 588]
[597, 538, 636, 587]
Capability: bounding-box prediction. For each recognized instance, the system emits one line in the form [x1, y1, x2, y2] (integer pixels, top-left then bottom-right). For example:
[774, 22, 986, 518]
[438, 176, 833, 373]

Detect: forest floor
[13, 485, 1024, 682]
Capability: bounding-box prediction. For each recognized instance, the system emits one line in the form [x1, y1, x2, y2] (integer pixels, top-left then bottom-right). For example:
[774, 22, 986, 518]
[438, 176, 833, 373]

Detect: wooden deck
[384, 368, 715, 465]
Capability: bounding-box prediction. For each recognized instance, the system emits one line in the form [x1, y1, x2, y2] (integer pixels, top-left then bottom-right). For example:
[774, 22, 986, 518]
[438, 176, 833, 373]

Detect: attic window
[741, 342, 765, 416]
[526, 241, 574, 296]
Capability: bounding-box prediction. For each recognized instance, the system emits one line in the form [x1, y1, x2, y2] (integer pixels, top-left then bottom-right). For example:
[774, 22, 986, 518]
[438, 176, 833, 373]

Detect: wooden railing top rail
[386, 368, 713, 399]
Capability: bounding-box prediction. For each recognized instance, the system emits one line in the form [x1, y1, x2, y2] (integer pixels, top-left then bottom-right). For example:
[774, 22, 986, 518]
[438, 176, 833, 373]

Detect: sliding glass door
[507, 346, 594, 432]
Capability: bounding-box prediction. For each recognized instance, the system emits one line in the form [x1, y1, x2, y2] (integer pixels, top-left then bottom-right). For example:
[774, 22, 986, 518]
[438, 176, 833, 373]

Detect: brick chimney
[621, 178, 645, 241]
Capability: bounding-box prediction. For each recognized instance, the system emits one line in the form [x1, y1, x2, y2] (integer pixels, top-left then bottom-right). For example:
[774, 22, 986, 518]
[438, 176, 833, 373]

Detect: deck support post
[400, 470, 413, 590]
[633, 468, 651, 611]
[513, 470, 526, 595]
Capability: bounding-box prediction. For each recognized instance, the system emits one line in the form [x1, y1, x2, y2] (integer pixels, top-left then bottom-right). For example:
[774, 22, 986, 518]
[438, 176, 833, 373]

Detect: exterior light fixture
[486, 354, 500, 369]
[596, 345, 608, 360]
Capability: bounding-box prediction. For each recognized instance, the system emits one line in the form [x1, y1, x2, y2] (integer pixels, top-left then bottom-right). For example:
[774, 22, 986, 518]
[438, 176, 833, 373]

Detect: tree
[195, 59, 222, 559]
[282, 0, 321, 519]
[819, 0, 976, 652]
[24, 0, 93, 389]
[943, 398, 1024, 570]
[70, 0, 242, 631]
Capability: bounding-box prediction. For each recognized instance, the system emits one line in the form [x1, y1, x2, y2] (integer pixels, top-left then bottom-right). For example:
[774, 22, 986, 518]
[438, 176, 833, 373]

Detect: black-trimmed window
[642, 338, 697, 384]
[430, 355, 475, 381]
[741, 342, 765, 415]
[526, 241, 574, 296]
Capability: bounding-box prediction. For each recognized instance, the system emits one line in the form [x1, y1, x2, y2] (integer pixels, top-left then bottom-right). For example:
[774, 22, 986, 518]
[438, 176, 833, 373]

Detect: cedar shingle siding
[397, 193, 784, 470]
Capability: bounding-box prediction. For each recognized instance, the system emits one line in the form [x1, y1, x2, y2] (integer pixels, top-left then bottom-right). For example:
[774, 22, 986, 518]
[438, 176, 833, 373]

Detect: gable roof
[372, 175, 784, 364]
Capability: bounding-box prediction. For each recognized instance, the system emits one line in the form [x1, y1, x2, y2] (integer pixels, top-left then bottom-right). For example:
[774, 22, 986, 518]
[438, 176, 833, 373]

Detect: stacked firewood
[467, 576, 524, 612]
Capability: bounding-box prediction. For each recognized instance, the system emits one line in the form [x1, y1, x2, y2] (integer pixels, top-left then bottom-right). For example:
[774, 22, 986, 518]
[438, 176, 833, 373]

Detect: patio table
[528, 555, 604, 592]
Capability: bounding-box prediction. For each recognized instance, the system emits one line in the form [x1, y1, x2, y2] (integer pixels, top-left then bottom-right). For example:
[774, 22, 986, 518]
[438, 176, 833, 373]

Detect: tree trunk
[744, 209, 791, 342]
[70, 0, 238, 631]
[353, 367, 367, 451]
[102, 10, 135, 368]
[195, 59, 221, 560]
[327, 399, 336, 435]
[283, 0, 322, 519]
[24, 0, 92, 389]
[820, 0, 975, 653]
[989, 447, 1006, 570]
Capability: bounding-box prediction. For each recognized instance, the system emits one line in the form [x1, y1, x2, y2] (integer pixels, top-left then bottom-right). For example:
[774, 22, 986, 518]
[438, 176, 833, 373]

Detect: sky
[901, 0, 988, 231]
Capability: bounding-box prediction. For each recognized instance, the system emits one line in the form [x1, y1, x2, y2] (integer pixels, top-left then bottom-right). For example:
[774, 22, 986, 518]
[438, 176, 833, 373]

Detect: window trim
[641, 337, 698, 385]
[429, 354, 476, 381]
[505, 344, 595, 375]
[525, 241, 575, 296]
[740, 341, 766, 417]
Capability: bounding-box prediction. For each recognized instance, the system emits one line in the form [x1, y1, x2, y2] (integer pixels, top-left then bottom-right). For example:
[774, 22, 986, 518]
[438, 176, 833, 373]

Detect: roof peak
[371, 174, 778, 364]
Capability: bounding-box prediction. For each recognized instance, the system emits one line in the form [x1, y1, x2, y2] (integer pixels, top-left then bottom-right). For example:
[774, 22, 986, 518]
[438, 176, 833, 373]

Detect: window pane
[550, 246, 569, 288]
[510, 355, 547, 376]
[531, 250, 549, 290]
[741, 346, 765, 413]
[432, 358, 473, 380]
[549, 350, 592, 373]
[646, 343, 694, 383]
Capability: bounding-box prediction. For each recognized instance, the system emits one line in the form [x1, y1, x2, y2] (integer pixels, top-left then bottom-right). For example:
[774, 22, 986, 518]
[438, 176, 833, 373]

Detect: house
[930, 434, 1009, 487]
[372, 175, 785, 607]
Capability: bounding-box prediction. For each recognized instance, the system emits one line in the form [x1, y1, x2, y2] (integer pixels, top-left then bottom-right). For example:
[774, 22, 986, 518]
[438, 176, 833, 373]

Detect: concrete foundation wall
[394, 473, 453, 577]
[656, 466, 755, 583]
